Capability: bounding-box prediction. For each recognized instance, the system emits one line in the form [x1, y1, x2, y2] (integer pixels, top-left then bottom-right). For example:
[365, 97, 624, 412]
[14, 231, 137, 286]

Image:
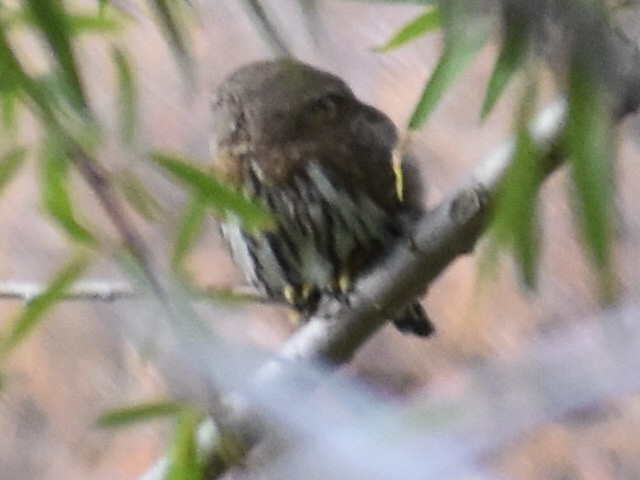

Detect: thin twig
[0, 281, 135, 303]
[0, 280, 269, 304]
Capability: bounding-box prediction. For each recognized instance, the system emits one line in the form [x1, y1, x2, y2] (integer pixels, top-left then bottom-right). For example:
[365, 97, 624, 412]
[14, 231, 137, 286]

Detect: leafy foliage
[407, 2, 491, 129]
[41, 138, 97, 245]
[1, 255, 89, 355]
[97, 400, 184, 428]
[167, 409, 206, 480]
[152, 152, 276, 233]
[0, 147, 26, 197]
[375, 7, 441, 52]
[481, 8, 531, 118]
[565, 61, 616, 294]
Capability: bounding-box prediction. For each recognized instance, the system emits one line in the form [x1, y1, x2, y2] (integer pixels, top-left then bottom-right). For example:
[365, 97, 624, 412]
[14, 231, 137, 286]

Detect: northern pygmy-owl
[211, 59, 433, 336]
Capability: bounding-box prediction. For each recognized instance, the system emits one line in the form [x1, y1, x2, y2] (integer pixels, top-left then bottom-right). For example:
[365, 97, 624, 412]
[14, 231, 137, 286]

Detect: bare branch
[0, 281, 134, 303]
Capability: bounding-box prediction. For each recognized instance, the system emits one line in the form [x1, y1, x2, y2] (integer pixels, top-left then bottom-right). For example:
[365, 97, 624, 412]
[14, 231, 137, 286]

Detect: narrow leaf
[0, 7, 122, 34]
[0, 25, 55, 122]
[0, 147, 27, 196]
[68, 13, 123, 34]
[173, 194, 207, 269]
[481, 15, 529, 119]
[148, 0, 192, 74]
[42, 141, 96, 244]
[408, 19, 489, 129]
[96, 401, 183, 428]
[116, 170, 163, 221]
[241, 0, 290, 57]
[152, 153, 275, 232]
[566, 63, 615, 277]
[2, 256, 89, 354]
[112, 48, 137, 145]
[375, 8, 441, 52]
[489, 77, 544, 288]
[167, 409, 204, 480]
[26, 0, 88, 113]
[0, 85, 19, 130]
[491, 128, 544, 288]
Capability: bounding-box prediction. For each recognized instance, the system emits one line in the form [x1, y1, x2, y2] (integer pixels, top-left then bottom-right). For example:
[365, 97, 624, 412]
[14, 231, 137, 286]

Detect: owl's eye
[309, 93, 344, 120]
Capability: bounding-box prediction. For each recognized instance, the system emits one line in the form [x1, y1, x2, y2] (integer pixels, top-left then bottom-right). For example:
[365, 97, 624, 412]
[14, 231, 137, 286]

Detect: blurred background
[1, 1, 640, 479]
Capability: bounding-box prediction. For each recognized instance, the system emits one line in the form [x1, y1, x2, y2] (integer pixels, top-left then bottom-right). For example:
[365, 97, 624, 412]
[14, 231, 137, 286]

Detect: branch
[0, 281, 267, 304]
[0, 280, 134, 302]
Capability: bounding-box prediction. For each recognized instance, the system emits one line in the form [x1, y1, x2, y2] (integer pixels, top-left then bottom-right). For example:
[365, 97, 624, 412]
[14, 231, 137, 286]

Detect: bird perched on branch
[211, 59, 433, 336]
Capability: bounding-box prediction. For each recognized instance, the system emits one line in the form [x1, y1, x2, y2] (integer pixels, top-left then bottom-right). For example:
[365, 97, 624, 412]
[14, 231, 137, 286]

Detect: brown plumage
[211, 59, 433, 336]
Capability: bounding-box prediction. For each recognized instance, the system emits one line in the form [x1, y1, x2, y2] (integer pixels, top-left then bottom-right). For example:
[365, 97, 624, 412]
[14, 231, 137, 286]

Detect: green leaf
[375, 8, 441, 52]
[490, 130, 544, 288]
[148, 0, 192, 74]
[26, 0, 89, 113]
[152, 153, 275, 233]
[0, 85, 20, 130]
[99, 0, 110, 14]
[173, 194, 208, 269]
[167, 409, 204, 480]
[2, 255, 89, 354]
[115, 170, 163, 221]
[112, 48, 137, 145]
[42, 140, 96, 244]
[481, 14, 529, 119]
[408, 8, 490, 129]
[241, 0, 290, 57]
[0, 7, 122, 34]
[565, 63, 615, 279]
[0, 147, 26, 196]
[67, 13, 123, 34]
[96, 401, 183, 428]
[489, 80, 544, 288]
[0, 25, 55, 122]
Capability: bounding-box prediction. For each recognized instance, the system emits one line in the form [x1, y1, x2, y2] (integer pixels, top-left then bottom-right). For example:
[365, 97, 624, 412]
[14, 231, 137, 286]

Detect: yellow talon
[338, 271, 351, 294]
[283, 285, 297, 305]
[392, 134, 410, 202]
[301, 283, 314, 301]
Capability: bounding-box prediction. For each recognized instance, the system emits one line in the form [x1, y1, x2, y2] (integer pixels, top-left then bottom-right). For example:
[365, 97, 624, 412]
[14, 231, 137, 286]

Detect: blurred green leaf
[492, 128, 544, 287]
[153, 152, 275, 233]
[0, 147, 27, 196]
[408, 6, 490, 129]
[148, 0, 193, 74]
[375, 8, 441, 52]
[488, 78, 544, 288]
[112, 48, 137, 145]
[0, 82, 19, 130]
[116, 169, 163, 221]
[67, 12, 122, 33]
[96, 401, 183, 428]
[2, 255, 89, 355]
[26, 0, 89, 113]
[42, 140, 96, 244]
[173, 194, 207, 269]
[241, 0, 291, 57]
[1, 7, 122, 34]
[481, 14, 530, 119]
[167, 409, 205, 480]
[0, 25, 55, 122]
[565, 62, 615, 281]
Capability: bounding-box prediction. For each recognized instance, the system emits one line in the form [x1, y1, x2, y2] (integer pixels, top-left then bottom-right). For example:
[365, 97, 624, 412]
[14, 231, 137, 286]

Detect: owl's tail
[392, 301, 435, 337]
